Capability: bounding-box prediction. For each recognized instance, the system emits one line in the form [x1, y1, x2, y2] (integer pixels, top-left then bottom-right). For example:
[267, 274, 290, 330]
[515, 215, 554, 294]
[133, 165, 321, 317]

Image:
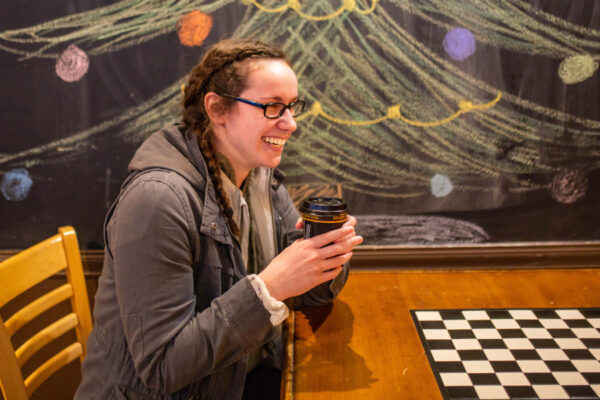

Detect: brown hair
[182, 38, 289, 237]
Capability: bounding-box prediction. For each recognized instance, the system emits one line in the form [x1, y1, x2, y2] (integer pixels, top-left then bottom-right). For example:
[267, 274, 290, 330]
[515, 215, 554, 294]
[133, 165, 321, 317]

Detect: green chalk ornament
[558, 55, 598, 84]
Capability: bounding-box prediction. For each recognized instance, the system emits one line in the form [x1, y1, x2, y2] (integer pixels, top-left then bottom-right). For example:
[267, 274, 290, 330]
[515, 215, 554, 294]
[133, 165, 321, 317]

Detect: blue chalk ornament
[430, 173, 453, 198]
[1, 168, 34, 201]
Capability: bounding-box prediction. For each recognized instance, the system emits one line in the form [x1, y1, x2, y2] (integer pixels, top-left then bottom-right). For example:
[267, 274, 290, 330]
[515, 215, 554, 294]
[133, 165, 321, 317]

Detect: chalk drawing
[0, 0, 599, 203]
[244, 0, 378, 21]
[0, 0, 233, 59]
[1, 168, 33, 201]
[443, 28, 476, 61]
[558, 55, 598, 85]
[297, 93, 502, 128]
[177, 10, 213, 47]
[55, 45, 89, 82]
[550, 169, 588, 204]
[356, 215, 489, 245]
[430, 174, 454, 198]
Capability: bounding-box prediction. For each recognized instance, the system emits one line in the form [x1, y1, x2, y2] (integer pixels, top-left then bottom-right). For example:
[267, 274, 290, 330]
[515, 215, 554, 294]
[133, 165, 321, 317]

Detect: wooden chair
[0, 226, 93, 399]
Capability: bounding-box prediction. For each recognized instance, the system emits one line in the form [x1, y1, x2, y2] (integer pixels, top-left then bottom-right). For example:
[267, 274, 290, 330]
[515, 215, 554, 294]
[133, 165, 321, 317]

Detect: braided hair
[182, 38, 289, 237]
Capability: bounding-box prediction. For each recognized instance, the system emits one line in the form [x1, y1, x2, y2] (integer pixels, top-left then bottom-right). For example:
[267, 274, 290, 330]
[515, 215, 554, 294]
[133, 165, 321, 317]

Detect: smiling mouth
[262, 137, 286, 147]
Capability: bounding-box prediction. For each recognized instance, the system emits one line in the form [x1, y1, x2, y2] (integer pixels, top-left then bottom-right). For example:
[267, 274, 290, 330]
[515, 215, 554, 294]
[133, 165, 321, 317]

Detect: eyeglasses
[218, 93, 305, 119]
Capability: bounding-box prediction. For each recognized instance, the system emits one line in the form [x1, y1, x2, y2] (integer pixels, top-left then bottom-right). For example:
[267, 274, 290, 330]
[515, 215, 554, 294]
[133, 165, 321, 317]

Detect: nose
[278, 107, 297, 133]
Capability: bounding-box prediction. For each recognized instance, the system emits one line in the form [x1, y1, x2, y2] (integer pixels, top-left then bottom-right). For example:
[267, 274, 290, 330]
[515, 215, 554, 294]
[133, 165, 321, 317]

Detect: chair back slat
[15, 313, 79, 368]
[24, 342, 83, 397]
[0, 226, 92, 399]
[0, 236, 67, 307]
[5, 284, 73, 337]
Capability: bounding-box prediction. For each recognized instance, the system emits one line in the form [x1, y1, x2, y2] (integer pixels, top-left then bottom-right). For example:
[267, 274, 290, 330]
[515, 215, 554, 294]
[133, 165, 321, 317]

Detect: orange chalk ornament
[177, 11, 213, 47]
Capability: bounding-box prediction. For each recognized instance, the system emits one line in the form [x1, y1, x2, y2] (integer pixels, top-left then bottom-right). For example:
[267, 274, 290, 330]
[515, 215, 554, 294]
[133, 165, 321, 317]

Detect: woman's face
[213, 59, 298, 184]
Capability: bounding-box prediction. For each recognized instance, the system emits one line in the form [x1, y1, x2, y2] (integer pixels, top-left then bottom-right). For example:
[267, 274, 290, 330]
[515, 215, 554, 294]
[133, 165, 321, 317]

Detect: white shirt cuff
[248, 274, 289, 326]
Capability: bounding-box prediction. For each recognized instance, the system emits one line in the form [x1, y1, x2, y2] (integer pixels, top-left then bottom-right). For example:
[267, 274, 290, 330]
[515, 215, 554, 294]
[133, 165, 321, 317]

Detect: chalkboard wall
[1, 1, 599, 249]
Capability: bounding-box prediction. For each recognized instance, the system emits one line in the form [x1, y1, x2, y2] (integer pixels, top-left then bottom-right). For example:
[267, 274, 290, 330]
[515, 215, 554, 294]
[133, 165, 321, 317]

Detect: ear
[204, 92, 226, 125]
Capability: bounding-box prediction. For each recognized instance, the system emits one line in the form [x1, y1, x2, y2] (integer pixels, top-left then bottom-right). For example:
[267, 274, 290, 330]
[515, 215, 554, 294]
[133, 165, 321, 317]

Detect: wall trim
[350, 242, 600, 270]
[1, 241, 599, 273]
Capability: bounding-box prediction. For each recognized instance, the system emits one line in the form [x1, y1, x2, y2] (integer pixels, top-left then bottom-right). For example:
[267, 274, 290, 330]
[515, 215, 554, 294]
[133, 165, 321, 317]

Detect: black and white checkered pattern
[412, 308, 600, 399]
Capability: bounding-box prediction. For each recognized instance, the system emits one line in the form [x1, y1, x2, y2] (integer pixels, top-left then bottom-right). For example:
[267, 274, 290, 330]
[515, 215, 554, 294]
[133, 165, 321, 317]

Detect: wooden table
[281, 268, 600, 399]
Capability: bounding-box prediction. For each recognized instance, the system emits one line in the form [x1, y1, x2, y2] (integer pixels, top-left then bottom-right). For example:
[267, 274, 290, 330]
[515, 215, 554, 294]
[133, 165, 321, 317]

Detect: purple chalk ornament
[443, 28, 476, 61]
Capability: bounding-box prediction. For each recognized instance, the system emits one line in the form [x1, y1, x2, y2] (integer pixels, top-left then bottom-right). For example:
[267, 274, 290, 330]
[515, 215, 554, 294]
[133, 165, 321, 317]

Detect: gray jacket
[75, 124, 348, 400]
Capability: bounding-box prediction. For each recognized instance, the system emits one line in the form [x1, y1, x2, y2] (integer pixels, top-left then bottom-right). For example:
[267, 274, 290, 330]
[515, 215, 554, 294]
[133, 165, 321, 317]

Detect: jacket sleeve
[108, 174, 274, 394]
[273, 184, 350, 307]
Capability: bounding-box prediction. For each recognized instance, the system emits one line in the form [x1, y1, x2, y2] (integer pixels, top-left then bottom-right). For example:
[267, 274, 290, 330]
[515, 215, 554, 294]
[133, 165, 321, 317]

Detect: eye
[290, 101, 305, 116]
[264, 103, 286, 118]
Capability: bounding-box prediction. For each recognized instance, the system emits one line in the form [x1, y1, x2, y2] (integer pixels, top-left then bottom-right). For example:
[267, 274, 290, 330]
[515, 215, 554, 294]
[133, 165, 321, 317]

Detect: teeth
[263, 137, 286, 146]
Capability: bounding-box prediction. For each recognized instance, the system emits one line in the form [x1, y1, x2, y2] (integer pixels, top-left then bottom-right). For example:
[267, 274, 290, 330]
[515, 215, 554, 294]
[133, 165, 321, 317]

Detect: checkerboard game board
[411, 308, 600, 399]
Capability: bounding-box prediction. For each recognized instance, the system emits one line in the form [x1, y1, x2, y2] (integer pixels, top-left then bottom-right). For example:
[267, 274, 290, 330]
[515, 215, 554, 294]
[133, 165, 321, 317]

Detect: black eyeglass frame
[217, 93, 305, 119]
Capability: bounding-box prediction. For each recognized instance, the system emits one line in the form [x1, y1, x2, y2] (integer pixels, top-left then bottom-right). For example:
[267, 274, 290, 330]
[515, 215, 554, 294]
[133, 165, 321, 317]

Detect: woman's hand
[259, 216, 362, 301]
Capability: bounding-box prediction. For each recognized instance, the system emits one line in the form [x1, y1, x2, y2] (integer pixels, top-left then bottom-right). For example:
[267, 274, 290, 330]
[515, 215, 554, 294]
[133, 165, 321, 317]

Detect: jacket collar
[184, 129, 287, 247]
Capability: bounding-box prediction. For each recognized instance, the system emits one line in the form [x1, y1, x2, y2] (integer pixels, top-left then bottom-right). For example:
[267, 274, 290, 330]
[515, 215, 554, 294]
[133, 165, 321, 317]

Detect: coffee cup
[299, 197, 349, 239]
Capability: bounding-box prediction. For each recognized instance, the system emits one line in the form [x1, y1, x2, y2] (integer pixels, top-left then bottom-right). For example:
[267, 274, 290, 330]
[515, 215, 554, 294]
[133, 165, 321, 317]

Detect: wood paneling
[288, 269, 600, 400]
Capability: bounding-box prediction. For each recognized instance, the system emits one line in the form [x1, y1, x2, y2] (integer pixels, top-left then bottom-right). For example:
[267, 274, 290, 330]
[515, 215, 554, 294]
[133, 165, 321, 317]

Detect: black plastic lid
[299, 196, 348, 215]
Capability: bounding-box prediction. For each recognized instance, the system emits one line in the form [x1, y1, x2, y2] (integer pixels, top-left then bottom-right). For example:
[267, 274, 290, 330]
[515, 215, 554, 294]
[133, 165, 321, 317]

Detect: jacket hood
[128, 123, 208, 191]
[125, 123, 235, 246]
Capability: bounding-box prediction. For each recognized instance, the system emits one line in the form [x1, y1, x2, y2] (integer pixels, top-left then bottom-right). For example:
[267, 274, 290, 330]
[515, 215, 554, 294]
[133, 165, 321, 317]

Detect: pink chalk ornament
[550, 169, 588, 204]
[55, 44, 90, 82]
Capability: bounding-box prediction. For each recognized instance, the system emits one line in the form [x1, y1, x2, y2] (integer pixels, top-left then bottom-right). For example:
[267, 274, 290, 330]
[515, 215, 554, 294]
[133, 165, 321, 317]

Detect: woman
[75, 38, 362, 400]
